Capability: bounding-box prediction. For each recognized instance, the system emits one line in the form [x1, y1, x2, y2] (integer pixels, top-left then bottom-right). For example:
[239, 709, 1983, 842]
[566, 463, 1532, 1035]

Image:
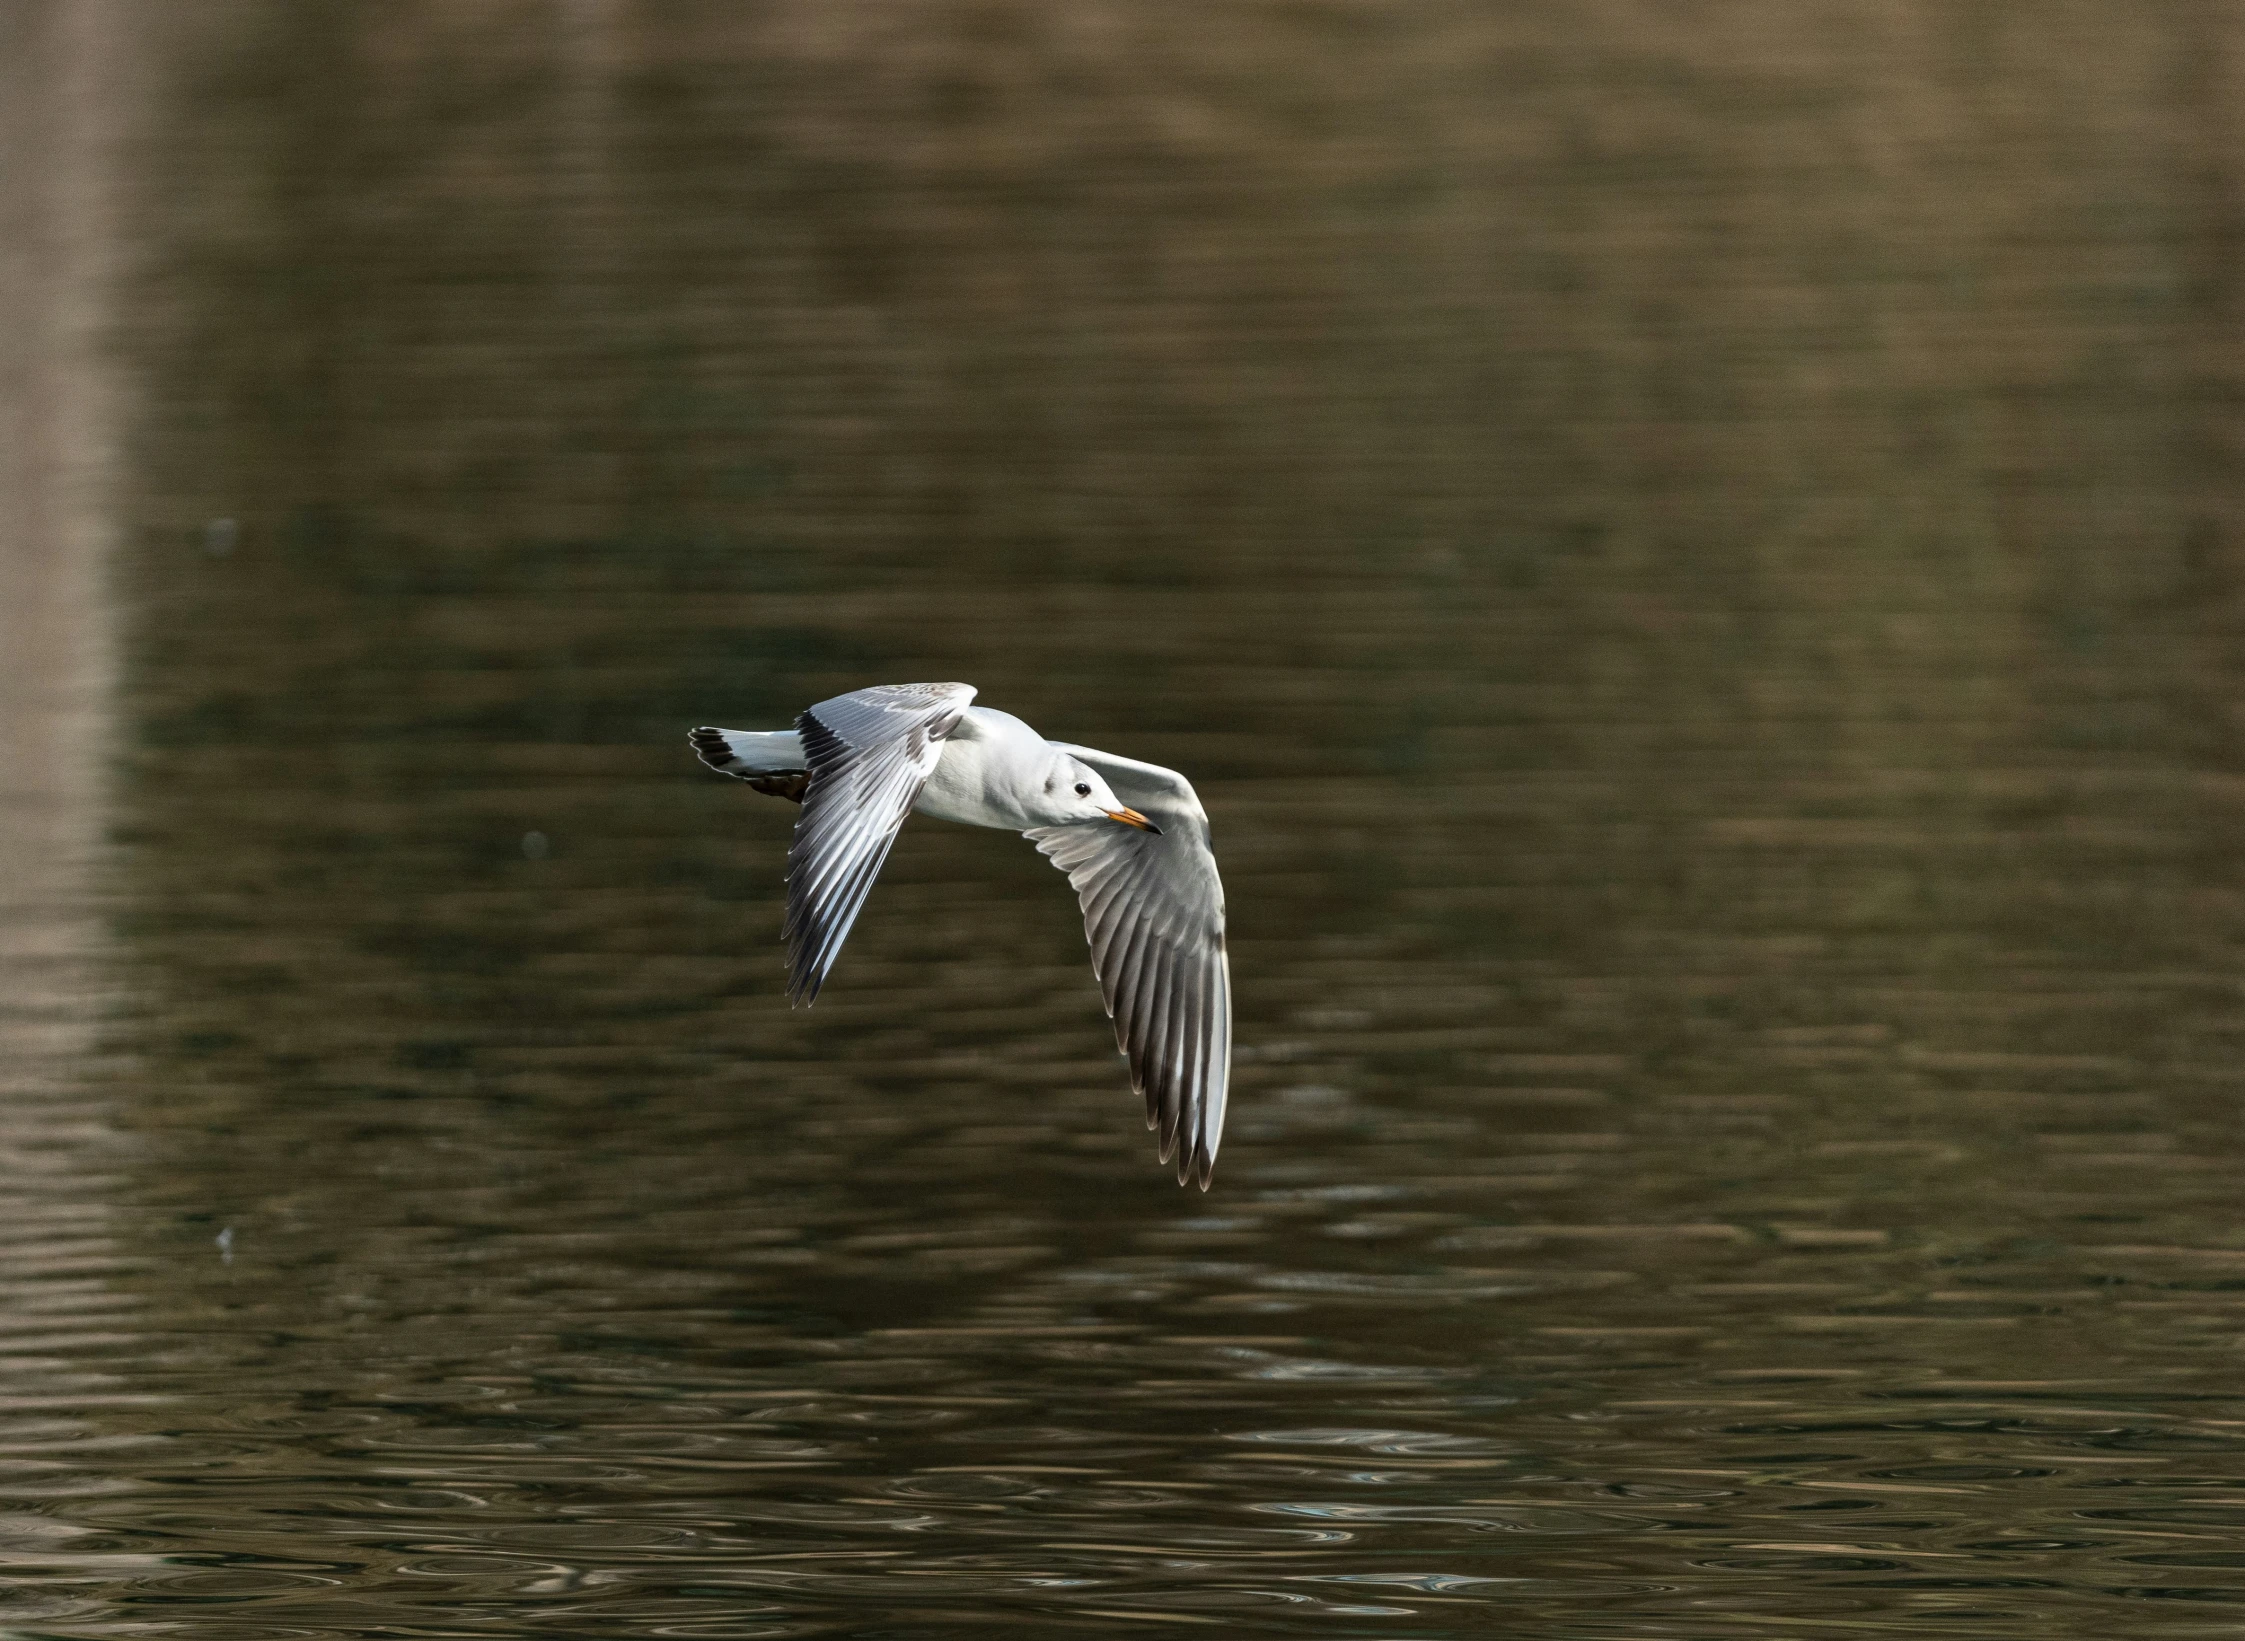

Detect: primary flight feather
[690, 683, 1231, 1188]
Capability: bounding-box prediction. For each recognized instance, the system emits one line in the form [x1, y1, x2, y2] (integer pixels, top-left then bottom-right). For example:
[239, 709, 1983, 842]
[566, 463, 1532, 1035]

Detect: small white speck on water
[521, 831, 550, 860]
[203, 517, 238, 557]
[215, 1227, 235, 1264]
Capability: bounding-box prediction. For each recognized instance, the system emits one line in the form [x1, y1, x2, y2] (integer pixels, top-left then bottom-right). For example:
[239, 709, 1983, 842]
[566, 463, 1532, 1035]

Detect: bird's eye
[1074, 782, 1091, 797]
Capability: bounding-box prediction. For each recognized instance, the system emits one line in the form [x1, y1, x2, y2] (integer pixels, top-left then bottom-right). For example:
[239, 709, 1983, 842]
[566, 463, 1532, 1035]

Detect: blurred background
[7, 2, 2245, 1634]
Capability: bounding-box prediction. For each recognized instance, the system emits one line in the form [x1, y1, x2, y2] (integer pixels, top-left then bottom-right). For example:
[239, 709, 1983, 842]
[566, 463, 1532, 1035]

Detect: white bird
[690, 683, 1231, 1187]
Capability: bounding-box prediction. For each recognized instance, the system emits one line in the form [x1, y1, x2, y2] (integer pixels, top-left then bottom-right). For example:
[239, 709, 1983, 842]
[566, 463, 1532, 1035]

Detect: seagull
[690, 683, 1230, 1187]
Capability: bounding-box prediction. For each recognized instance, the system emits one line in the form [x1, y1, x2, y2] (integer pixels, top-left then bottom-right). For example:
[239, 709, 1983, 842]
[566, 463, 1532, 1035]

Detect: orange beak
[1106, 807, 1162, 835]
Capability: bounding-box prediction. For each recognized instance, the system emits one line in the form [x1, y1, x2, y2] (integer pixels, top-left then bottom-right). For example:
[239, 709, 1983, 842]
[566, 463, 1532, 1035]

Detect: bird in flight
[691, 682, 1230, 1187]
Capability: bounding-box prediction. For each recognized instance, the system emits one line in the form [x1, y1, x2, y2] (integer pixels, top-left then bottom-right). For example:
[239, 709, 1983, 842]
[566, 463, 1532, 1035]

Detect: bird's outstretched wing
[785, 682, 976, 1004]
[1028, 745, 1230, 1188]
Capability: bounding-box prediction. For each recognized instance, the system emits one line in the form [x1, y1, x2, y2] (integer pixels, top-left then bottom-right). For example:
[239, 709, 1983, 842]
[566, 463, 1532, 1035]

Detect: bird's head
[1036, 755, 1161, 834]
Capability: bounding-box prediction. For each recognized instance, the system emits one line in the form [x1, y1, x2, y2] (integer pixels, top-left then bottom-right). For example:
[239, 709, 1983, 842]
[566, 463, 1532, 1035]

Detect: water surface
[8, 3, 2245, 1634]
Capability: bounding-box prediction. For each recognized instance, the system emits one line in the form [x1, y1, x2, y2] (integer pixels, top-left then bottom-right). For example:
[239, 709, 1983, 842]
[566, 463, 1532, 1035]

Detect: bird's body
[691, 684, 1230, 1187]
[915, 707, 1078, 829]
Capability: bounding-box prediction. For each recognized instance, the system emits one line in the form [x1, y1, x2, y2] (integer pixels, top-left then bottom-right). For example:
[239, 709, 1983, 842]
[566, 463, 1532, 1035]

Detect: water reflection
[0, 6, 157, 1633]
[11, 0, 2245, 1634]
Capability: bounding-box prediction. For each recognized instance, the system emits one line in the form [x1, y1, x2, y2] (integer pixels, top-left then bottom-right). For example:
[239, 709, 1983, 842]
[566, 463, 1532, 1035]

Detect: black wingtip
[782, 930, 825, 1008]
[1177, 1144, 1215, 1189]
[689, 725, 733, 771]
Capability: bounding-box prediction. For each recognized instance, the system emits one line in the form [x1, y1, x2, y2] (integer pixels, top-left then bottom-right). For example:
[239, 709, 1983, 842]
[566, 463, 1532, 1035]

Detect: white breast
[912, 707, 1049, 830]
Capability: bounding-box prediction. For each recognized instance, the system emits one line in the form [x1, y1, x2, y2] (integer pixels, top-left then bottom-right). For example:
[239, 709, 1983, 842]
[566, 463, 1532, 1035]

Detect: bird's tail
[690, 727, 810, 802]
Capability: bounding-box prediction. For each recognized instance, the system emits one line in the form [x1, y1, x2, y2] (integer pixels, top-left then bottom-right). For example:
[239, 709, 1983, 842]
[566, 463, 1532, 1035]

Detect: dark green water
[7, 2, 2245, 1634]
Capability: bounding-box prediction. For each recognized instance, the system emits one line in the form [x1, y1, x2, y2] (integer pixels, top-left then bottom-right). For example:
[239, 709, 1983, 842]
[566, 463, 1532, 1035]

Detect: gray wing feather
[784, 682, 975, 1004]
[1028, 744, 1230, 1188]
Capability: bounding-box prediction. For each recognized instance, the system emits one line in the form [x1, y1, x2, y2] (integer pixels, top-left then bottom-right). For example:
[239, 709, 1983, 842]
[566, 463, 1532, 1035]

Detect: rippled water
[9, 2, 2245, 1634]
